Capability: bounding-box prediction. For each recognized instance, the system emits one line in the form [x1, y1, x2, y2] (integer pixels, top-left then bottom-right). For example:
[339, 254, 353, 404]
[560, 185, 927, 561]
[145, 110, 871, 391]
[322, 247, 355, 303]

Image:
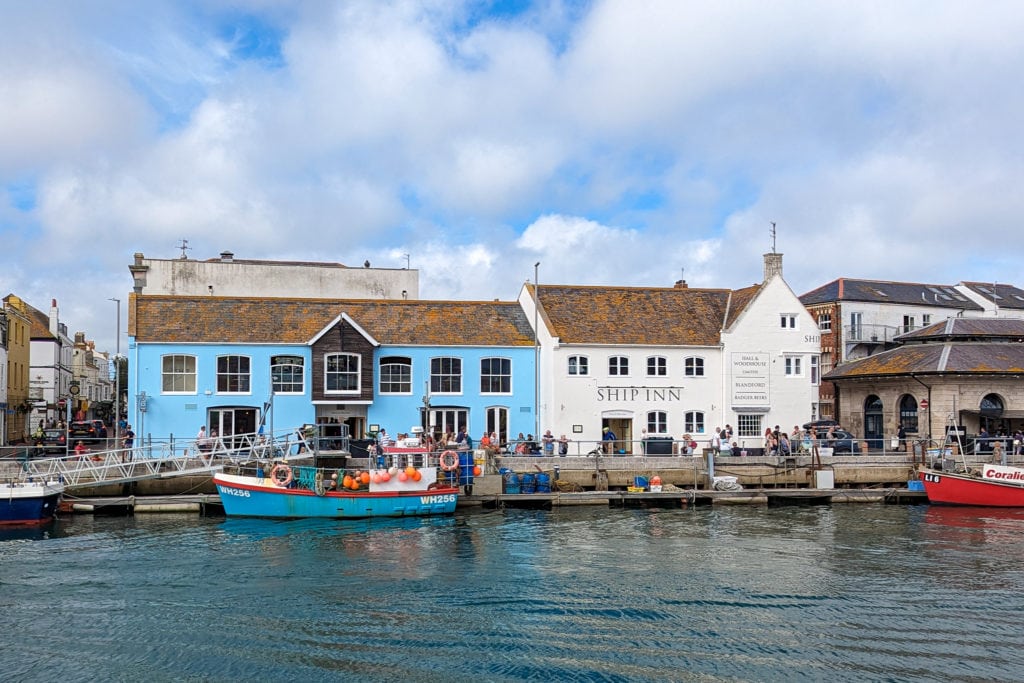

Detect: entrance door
[485, 406, 509, 445]
[209, 407, 258, 449]
[864, 395, 883, 449]
[601, 418, 633, 454]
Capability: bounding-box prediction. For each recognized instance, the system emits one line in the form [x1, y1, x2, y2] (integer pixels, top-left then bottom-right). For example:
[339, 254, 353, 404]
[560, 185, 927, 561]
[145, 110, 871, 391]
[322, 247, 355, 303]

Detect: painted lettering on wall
[804, 334, 821, 343]
[731, 352, 770, 406]
[597, 387, 684, 402]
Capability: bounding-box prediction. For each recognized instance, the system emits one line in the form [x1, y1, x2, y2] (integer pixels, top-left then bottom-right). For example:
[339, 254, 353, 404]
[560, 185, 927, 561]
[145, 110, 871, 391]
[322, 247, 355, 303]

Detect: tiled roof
[897, 317, 1024, 341]
[2, 295, 53, 340]
[960, 281, 1024, 310]
[129, 295, 536, 346]
[825, 342, 1024, 379]
[536, 284, 741, 346]
[800, 278, 982, 310]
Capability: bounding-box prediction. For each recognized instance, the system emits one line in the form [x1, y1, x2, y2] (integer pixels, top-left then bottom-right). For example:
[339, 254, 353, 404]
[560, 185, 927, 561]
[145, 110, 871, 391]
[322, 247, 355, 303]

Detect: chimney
[763, 253, 783, 282]
[220, 251, 234, 262]
[50, 299, 59, 336]
[674, 280, 689, 289]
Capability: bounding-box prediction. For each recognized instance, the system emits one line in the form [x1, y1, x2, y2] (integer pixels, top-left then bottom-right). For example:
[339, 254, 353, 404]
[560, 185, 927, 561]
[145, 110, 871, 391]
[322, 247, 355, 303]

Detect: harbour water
[3, 504, 1024, 682]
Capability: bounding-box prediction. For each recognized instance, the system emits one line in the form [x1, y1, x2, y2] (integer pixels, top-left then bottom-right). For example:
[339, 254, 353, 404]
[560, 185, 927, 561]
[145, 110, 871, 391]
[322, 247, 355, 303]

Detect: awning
[731, 406, 771, 413]
[959, 409, 1024, 419]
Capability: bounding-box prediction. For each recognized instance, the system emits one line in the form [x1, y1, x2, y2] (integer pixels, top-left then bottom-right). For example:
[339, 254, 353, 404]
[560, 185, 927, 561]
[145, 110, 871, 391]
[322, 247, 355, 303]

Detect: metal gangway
[4, 427, 333, 488]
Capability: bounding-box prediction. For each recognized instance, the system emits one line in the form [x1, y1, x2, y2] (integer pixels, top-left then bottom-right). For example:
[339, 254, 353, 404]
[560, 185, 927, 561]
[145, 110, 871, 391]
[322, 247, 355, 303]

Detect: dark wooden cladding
[311, 320, 375, 402]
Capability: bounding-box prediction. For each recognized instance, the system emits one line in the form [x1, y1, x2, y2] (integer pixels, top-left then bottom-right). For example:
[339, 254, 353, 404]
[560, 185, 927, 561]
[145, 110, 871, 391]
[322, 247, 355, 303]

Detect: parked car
[813, 428, 861, 454]
[35, 428, 68, 455]
[91, 419, 108, 439]
[69, 420, 100, 443]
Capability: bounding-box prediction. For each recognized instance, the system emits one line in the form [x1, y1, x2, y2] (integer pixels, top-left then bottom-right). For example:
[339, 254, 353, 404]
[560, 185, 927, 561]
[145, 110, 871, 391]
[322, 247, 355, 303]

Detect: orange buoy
[412, 470, 422, 482]
[405, 465, 416, 477]
[360, 471, 371, 485]
[650, 475, 662, 485]
[398, 472, 408, 482]
[473, 465, 482, 476]
[342, 474, 353, 489]
[381, 472, 391, 482]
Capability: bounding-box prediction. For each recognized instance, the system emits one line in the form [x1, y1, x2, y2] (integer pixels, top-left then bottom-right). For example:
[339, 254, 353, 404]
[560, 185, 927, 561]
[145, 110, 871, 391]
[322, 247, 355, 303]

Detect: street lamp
[534, 262, 540, 441]
[109, 297, 121, 445]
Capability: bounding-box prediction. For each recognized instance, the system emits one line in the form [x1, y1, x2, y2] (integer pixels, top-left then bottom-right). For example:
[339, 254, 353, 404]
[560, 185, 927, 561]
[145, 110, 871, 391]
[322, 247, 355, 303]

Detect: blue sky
[3, 0, 1024, 354]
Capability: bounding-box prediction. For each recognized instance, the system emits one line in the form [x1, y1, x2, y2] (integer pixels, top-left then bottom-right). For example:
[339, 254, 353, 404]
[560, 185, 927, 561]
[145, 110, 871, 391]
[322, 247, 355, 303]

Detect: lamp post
[109, 297, 121, 446]
[534, 262, 540, 441]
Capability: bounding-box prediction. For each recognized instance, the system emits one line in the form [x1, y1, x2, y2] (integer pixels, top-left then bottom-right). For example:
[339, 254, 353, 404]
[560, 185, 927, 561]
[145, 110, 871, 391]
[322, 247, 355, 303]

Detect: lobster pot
[459, 452, 475, 486]
[520, 473, 537, 494]
[502, 470, 521, 494]
[535, 472, 552, 493]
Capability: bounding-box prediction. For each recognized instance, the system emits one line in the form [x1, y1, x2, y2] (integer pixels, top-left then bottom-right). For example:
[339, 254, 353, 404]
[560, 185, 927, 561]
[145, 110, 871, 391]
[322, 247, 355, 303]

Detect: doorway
[864, 395, 883, 449]
[602, 417, 633, 454]
[208, 407, 258, 449]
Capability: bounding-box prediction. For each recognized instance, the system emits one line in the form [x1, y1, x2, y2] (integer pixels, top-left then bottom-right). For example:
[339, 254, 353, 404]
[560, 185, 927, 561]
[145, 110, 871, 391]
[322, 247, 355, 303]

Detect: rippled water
[3, 504, 1024, 682]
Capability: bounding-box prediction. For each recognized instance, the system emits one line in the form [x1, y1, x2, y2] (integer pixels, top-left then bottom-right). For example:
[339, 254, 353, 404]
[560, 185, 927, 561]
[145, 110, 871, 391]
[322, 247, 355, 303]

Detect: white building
[129, 251, 419, 300]
[519, 254, 820, 453]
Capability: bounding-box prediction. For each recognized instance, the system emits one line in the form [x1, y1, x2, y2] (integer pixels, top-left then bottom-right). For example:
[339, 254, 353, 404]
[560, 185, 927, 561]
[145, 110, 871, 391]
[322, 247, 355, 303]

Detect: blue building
[127, 296, 536, 450]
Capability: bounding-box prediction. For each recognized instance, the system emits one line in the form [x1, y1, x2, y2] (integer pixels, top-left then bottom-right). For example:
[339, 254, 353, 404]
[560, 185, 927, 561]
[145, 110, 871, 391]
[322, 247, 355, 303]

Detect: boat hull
[919, 468, 1024, 506]
[0, 484, 63, 526]
[214, 472, 458, 519]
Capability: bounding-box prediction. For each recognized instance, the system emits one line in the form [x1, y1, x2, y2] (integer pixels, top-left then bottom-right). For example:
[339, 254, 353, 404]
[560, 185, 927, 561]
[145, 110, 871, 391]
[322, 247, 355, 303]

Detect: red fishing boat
[919, 463, 1024, 506]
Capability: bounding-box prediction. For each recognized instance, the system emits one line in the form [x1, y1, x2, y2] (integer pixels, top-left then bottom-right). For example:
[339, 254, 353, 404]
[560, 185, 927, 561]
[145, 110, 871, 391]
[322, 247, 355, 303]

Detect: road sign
[920, 399, 929, 409]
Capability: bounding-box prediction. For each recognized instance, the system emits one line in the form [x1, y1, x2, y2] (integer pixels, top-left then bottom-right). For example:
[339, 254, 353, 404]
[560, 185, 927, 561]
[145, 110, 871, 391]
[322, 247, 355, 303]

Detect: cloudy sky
[3, 0, 1023, 355]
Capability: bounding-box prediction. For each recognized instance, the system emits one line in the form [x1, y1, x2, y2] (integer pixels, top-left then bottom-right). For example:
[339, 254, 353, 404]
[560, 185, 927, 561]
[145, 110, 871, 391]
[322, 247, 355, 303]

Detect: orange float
[473, 465, 482, 476]
[360, 471, 371, 485]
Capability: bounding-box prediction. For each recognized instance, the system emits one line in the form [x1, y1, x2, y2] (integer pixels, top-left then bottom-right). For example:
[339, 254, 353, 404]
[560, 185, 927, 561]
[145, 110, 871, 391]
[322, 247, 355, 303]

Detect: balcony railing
[844, 323, 929, 344]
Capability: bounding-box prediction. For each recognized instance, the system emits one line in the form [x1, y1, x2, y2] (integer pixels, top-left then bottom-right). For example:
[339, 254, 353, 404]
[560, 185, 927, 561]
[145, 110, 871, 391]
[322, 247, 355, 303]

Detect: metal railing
[1, 427, 318, 488]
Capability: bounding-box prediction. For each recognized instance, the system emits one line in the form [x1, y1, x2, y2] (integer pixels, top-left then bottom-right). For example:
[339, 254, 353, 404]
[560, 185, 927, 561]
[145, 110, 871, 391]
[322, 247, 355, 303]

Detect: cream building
[129, 250, 419, 300]
[519, 254, 820, 454]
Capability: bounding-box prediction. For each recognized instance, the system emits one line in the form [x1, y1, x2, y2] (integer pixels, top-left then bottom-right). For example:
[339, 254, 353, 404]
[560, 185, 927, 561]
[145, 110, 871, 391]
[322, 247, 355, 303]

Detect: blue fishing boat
[213, 457, 459, 519]
[0, 480, 64, 526]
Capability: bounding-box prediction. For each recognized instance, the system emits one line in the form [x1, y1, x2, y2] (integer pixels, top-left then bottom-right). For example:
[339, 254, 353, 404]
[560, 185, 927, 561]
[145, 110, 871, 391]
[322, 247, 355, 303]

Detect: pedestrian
[74, 440, 88, 459]
[542, 430, 555, 456]
[122, 424, 135, 462]
[711, 427, 722, 455]
[896, 423, 907, 452]
[558, 434, 569, 456]
[197, 425, 210, 453]
[602, 426, 617, 454]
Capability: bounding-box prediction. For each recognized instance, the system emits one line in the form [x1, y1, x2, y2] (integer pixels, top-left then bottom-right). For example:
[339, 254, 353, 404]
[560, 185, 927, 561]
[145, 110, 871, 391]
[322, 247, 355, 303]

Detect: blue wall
[127, 340, 314, 442]
[367, 345, 536, 441]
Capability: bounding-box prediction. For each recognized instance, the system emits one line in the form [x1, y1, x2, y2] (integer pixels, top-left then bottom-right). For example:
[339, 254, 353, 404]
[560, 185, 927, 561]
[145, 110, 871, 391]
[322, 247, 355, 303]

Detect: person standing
[197, 425, 210, 453]
[122, 424, 135, 462]
[558, 434, 569, 456]
[896, 423, 907, 452]
[542, 430, 555, 456]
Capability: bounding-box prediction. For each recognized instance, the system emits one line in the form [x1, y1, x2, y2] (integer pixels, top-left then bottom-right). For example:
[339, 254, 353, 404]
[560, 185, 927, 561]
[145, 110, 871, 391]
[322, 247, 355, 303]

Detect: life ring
[439, 450, 459, 471]
[270, 463, 292, 487]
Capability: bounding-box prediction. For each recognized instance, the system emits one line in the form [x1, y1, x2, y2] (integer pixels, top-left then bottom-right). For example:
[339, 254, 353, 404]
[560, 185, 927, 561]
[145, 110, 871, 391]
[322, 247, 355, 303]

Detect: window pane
[430, 357, 462, 393]
[481, 357, 511, 393]
[271, 355, 304, 393]
[162, 355, 196, 393]
[380, 356, 412, 394]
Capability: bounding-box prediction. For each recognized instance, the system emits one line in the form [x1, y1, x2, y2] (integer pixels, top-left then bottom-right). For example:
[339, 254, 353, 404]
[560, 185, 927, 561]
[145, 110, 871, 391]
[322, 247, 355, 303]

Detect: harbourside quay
[4, 450, 934, 517]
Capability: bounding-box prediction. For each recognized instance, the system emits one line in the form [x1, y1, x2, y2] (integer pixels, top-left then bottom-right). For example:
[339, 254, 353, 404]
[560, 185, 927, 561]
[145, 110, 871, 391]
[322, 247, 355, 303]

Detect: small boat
[0, 480, 64, 526]
[919, 462, 1024, 506]
[213, 453, 460, 519]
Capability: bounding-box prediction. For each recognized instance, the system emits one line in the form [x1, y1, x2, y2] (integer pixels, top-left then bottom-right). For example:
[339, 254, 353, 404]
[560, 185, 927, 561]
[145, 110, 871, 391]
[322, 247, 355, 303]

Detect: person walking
[602, 427, 617, 454]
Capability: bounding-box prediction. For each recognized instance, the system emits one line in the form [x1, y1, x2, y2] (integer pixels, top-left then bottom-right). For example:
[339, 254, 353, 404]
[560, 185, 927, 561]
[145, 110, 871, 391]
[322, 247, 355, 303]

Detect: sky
[3, 0, 1024, 356]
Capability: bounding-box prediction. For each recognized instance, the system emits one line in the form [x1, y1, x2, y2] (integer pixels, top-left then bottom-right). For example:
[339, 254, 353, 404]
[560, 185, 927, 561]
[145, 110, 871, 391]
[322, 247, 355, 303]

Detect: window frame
[379, 356, 412, 395]
[430, 356, 463, 395]
[325, 352, 361, 394]
[684, 356, 705, 377]
[480, 357, 512, 394]
[817, 313, 832, 332]
[684, 411, 705, 434]
[568, 355, 589, 376]
[217, 355, 251, 394]
[784, 356, 803, 377]
[737, 414, 763, 437]
[161, 354, 197, 394]
[647, 356, 667, 377]
[271, 355, 305, 395]
[608, 355, 629, 376]
[647, 410, 668, 434]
